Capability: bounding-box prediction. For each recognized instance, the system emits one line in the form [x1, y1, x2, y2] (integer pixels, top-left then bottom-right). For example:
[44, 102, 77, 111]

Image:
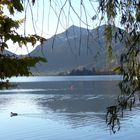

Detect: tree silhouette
[0, 0, 46, 88]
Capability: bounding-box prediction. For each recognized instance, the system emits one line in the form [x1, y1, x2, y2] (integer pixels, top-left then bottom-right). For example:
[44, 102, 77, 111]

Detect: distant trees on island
[69, 67, 96, 75]
[59, 67, 116, 76]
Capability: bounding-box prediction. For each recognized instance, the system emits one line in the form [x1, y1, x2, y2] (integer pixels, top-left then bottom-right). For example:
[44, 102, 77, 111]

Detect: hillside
[30, 25, 125, 75]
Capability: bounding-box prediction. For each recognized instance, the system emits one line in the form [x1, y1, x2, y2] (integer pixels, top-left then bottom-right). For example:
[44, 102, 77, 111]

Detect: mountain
[30, 25, 125, 75]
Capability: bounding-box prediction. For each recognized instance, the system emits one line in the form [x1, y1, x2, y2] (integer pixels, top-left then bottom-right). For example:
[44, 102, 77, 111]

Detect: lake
[0, 75, 140, 140]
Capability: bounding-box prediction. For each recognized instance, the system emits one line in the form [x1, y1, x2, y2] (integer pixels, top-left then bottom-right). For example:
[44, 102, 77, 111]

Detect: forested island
[58, 67, 116, 76]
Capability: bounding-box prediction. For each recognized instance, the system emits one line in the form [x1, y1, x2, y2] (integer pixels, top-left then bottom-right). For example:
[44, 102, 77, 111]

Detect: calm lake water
[0, 75, 140, 140]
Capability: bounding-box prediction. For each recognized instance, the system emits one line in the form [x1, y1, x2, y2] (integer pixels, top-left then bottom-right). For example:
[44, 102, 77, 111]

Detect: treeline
[59, 67, 116, 76]
[69, 67, 96, 75]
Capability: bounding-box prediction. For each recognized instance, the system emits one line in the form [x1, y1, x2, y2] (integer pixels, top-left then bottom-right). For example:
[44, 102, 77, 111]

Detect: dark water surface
[0, 76, 140, 140]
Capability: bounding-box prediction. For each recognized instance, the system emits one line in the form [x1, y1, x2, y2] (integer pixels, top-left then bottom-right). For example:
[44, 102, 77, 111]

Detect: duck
[10, 112, 18, 117]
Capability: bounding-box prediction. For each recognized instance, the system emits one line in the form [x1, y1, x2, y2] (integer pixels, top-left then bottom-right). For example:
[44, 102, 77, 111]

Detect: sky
[6, 0, 101, 55]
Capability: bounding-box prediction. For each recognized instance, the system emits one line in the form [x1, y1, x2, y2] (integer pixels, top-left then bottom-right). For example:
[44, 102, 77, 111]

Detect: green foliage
[104, 25, 113, 59]
[99, 0, 140, 94]
[0, 0, 47, 88]
[0, 54, 46, 79]
[99, 0, 140, 133]
[0, 0, 24, 14]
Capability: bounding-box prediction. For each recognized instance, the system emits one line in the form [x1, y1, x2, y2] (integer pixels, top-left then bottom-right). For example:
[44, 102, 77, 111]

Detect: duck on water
[10, 112, 18, 117]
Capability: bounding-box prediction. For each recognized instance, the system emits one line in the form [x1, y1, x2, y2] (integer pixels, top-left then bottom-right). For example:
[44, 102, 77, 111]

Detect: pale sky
[6, 0, 101, 55]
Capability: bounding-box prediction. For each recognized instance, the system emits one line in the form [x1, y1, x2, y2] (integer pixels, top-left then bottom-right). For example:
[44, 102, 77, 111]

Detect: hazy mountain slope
[30, 25, 124, 75]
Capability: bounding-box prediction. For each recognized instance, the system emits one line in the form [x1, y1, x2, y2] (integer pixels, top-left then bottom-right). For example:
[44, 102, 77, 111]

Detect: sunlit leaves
[104, 25, 113, 59]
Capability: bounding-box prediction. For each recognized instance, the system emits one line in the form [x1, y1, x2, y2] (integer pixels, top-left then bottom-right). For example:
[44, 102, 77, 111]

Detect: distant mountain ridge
[30, 25, 125, 75]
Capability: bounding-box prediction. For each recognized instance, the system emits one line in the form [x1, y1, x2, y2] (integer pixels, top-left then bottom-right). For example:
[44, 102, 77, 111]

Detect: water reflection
[0, 81, 120, 126]
[0, 97, 12, 111]
[0, 80, 140, 139]
[29, 81, 120, 128]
